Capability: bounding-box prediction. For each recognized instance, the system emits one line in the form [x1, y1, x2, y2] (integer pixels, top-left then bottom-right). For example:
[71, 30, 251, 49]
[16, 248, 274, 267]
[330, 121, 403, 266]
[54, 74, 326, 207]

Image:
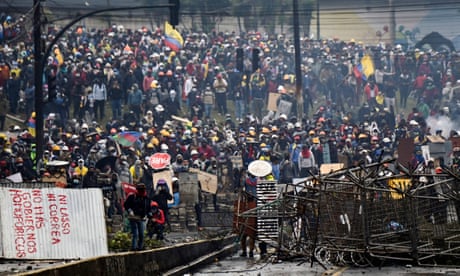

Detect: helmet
[151, 201, 159, 207]
[155, 104, 164, 112]
[157, 178, 167, 185]
[160, 143, 169, 151]
[52, 145, 60, 151]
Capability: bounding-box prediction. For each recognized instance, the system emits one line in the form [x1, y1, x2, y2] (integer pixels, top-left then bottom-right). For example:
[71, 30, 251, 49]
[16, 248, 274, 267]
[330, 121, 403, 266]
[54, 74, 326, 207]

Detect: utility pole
[33, 3, 179, 163]
[293, 0, 303, 120]
[33, 0, 44, 163]
[316, 0, 320, 40]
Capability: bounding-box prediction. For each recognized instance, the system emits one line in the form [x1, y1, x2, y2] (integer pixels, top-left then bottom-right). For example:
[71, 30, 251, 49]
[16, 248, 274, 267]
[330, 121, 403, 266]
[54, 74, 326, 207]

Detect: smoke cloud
[426, 115, 459, 137]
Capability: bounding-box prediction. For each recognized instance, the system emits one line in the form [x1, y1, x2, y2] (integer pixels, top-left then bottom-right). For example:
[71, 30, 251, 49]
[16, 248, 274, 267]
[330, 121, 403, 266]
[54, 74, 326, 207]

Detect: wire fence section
[237, 162, 460, 266]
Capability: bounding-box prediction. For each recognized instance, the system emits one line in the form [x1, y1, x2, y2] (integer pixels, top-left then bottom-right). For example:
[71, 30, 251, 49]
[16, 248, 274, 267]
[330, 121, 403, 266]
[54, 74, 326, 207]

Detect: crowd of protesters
[1, 19, 460, 219]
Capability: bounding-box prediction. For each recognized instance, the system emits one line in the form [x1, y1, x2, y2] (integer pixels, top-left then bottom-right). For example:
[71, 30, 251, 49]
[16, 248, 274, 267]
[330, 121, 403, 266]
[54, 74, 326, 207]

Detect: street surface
[192, 251, 460, 276]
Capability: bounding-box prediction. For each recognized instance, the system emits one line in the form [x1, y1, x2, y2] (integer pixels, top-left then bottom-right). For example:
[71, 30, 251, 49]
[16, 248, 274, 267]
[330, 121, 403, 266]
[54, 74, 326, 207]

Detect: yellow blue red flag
[360, 54, 375, 80]
[164, 21, 183, 52]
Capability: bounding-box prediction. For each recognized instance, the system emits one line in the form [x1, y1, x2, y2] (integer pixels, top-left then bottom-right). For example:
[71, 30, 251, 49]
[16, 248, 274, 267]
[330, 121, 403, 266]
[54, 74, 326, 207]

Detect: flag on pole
[164, 21, 183, 52]
[360, 54, 375, 80]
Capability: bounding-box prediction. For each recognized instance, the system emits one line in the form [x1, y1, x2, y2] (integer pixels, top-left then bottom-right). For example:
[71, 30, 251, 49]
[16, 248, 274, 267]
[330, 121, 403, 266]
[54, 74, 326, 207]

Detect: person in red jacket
[363, 78, 379, 108]
[147, 201, 166, 240]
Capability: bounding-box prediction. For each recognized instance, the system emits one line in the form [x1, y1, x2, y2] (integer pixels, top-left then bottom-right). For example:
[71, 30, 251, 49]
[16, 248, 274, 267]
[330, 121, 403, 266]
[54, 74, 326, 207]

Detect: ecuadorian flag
[28, 117, 36, 137]
[164, 21, 183, 52]
[360, 54, 375, 80]
[353, 54, 375, 81]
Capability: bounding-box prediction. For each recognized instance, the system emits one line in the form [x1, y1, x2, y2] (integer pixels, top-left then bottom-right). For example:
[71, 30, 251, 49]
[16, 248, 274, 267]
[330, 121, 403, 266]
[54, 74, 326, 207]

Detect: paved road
[192, 251, 460, 276]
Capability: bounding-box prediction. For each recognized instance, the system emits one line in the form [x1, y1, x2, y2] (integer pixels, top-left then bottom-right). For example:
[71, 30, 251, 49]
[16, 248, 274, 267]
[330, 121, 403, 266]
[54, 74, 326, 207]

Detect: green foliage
[108, 231, 132, 251]
[144, 237, 164, 249]
[108, 230, 164, 252]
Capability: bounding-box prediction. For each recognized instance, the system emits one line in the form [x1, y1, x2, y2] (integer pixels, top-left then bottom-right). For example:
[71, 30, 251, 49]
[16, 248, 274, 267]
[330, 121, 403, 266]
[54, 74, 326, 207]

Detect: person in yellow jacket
[129, 159, 145, 184]
[258, 143, 271, 162]
[74, 158, 88, 178]
[249, 69, 266, 119]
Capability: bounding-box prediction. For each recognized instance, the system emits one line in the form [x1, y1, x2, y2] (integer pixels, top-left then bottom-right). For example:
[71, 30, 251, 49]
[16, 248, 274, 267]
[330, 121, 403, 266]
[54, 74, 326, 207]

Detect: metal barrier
[235, 162, 460, 266]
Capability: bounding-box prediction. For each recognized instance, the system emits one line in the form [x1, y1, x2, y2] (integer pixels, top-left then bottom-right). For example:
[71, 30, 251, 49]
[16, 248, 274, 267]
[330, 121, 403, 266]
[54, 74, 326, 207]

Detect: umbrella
[95, 156, 118, 171]
[111, 131, 141, 147]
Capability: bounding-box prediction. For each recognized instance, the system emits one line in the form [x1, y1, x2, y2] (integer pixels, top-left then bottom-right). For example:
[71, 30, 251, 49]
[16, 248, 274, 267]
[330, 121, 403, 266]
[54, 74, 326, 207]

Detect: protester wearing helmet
[147, 201, 166, 240]
[152, 178, 173, 231]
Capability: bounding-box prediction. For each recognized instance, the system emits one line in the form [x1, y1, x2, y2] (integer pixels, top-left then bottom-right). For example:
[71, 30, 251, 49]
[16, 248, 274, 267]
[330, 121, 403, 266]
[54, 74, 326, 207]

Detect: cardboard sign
[275, 99, 292, 119]
[149, 152, 171, 169]
[229, 155, 243, 169]
[189, 168, 218, 194]
[319, 163, 344, 175]
[267, 93, 281, 111]
[41, 175, 67, 187]
[6, 173, 23, 183]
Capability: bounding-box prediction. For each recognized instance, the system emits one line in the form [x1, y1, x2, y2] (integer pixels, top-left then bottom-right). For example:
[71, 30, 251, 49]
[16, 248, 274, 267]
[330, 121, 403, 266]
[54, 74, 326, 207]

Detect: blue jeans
[204, 104, 213, 118]
[234, 99, 245, 120]
[129, 219, 146, 250]
[111, 99, 122, 120]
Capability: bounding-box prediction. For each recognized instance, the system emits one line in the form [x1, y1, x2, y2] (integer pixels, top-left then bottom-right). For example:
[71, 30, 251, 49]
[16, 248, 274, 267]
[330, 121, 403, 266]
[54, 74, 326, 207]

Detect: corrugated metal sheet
[0, 188, 108, 259]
